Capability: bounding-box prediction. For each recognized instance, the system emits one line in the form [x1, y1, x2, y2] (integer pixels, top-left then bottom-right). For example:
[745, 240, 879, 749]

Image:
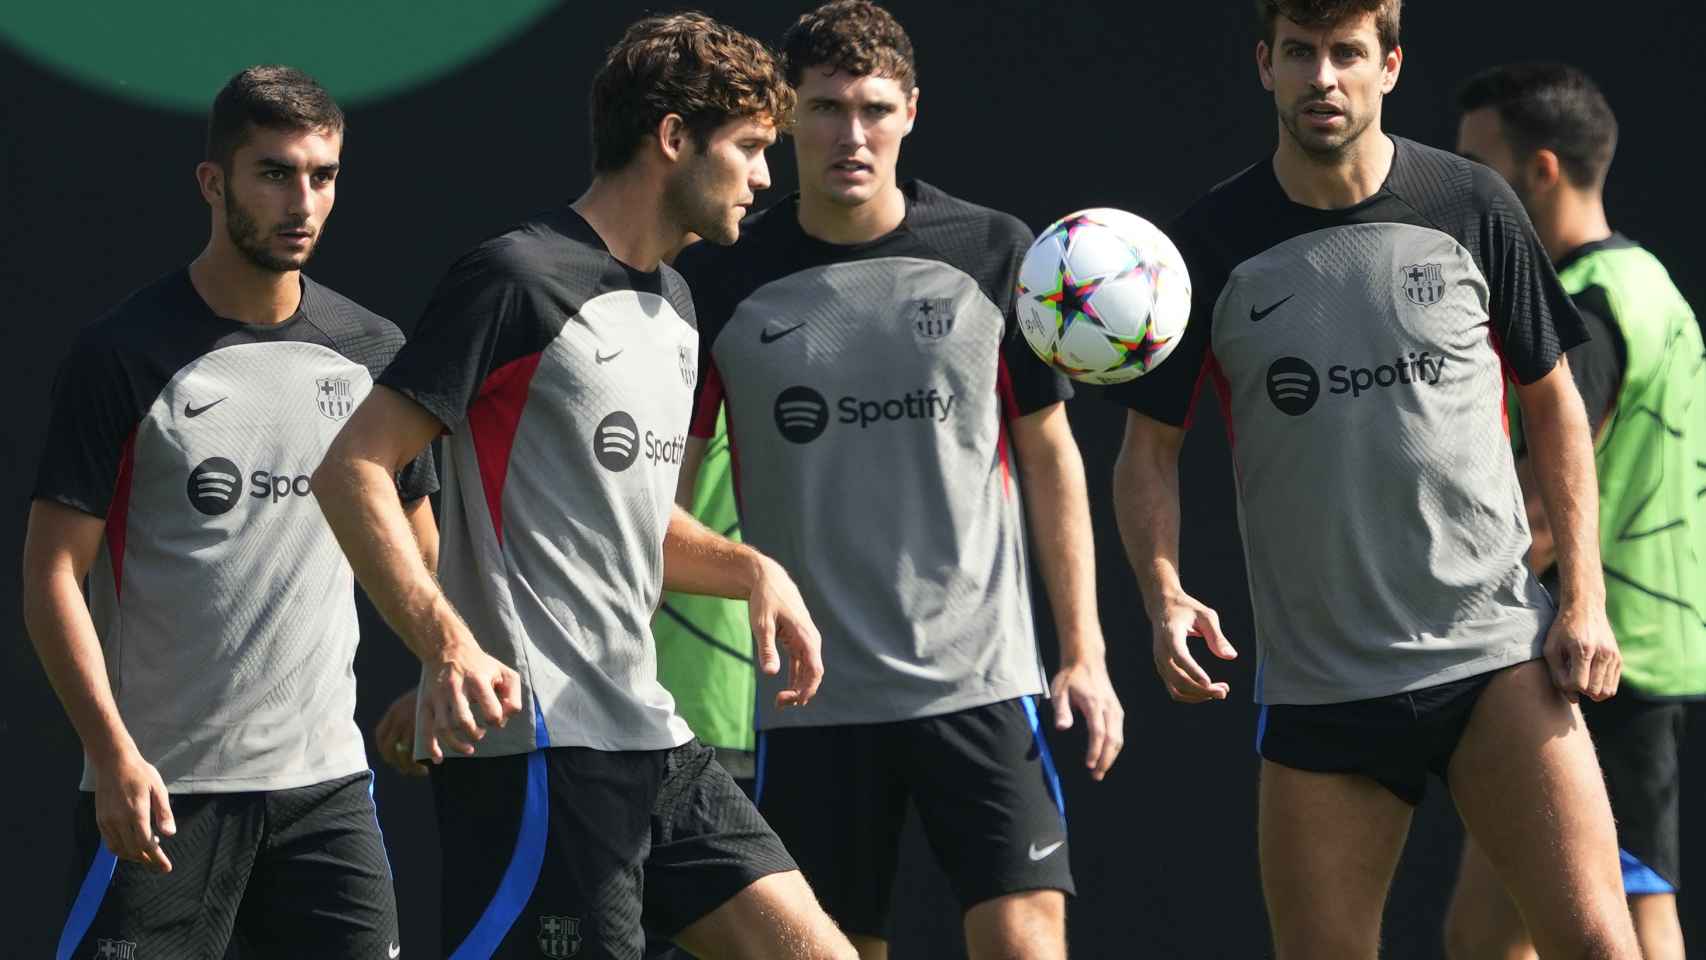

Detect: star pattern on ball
[1035, 216, 1112, 331]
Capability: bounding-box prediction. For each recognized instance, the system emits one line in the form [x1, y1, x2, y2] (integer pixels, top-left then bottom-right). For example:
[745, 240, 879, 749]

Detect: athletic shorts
[1256, 664, 1518, 805]
[1580, 693, 1691, 893]
[432, 737, 795, 959]
[58, 770, 398, 960]
[756, 696, 1074, 940]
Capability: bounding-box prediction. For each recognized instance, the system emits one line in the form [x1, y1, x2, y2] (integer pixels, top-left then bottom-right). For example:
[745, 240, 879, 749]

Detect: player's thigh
[1443, 835, 1535, 960]
[234, 772, 399, 959]
[962, 889, 1066, 960]
[641, 739, 804, 946]
[901, 698, 1073, 914]
[671, 870, 854, 960]
[432, 747, 664, 960]
[60, 790, 261, 960]
[756, 723, 907, 941]
[1448, 659, 1635, 958]
[1258, 760, 1413, 960]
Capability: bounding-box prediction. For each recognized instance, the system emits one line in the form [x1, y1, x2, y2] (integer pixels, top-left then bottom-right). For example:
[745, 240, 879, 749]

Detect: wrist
[86, 730, 141, 774]
[736, 545, 767, 596]
[1057, 626, 1107, 665]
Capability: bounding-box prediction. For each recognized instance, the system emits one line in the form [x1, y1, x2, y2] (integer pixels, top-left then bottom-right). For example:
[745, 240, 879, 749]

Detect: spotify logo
[594, 412, 640, 471]
[1267, 357, 1320, 416]
[774, 386, 829, 444]
[187, 457, 242, 515]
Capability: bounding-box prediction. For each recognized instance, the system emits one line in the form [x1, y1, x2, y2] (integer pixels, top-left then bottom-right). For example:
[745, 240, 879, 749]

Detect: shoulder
[910, 180, 1033, 254]
[1384, 137, 1504, 230]
[1170, 158, 1272, 238]
[658, 262, 697, 329]
[78, 272, 197, 352]
[301, 277, 400, 341]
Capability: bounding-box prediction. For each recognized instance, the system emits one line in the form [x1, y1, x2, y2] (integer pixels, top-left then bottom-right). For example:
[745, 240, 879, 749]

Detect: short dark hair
[1256, 0, 1402, 54]
[1458, 63, 1618, 188]
[589, 12, 795, 174]
[206, 65, 344, 169]
[781, 1, 916, 91]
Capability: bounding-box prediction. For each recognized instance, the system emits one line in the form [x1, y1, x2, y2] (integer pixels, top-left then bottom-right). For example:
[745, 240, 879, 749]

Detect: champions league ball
[1015, 208, 1191, 385]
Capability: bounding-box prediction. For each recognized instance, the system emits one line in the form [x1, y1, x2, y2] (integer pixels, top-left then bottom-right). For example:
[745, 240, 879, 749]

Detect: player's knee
[966, 891, 1066, 958]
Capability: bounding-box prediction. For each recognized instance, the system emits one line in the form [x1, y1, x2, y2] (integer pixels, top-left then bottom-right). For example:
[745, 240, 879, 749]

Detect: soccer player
[25, 66, 435, 958]
[1447, 63, 1705, 960]
[673, 4, 1121, 957]
[311, 14, 856, 960]
[1109, 3, 1643, 958]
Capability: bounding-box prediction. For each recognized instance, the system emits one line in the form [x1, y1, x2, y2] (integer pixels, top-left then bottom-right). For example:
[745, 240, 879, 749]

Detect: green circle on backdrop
[0, 1, 560, 111]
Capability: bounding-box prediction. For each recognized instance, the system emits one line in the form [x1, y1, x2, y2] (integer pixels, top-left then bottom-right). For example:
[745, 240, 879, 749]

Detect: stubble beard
[225, 185, 317, 273]
[663, 162, 738, 247]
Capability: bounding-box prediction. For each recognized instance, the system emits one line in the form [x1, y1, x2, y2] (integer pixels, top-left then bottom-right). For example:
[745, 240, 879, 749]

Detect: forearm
[1112, 427, 1186, 619]
[661, 505, 760, 599]
[1017, 435, 1103, 663]
[316, 457, 470, 663]
[1513, 457, 1556, 573]
[1520, 386, 1603, 605]
[24, 568, 137, 767]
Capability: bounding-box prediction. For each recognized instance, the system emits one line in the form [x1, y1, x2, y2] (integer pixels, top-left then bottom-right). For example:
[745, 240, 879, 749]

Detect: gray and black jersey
[678, 181, 1072, 730]
[1111, 137, 1587, 705]
[33, 271, 437, 792]
[379, 207, 699, 756]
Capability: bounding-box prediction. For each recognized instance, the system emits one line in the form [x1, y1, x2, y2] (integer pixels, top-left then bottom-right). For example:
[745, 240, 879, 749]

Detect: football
[1014, 208, 1191, 384]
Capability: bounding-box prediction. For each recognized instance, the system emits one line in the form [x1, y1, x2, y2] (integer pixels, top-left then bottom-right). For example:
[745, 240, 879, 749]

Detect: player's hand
[91, 747, 176, 873]
[1050, 653, 1125, 781]
[746, 553, 824, 708]
[422, 643, 523, 762]
[373, 689, 428, 777]
[1542, 600, 1620, 703]
[1152, 591, 1237, 703]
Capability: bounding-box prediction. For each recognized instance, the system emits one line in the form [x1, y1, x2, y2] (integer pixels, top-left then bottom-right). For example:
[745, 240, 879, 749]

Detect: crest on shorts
[910, 298, 956, 341]
[538, 915, 581, 958]
[316, 376, 355, 420]
[678, 343, 696, 387]
[95, 940, 139, 960]
[1400, 263, 1446, 307]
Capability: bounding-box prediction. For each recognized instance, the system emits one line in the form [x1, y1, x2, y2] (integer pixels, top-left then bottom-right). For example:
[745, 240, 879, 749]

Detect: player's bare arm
[1112, 410, 1237, 704]
[313, 385, 521, 761]
[1011, 401, 1125, 780]
[1514, 359, 1618, 702]
[661, 505, 824, 708]
[369, 494, 439, 777]
[23, 500, 176, 873]
[675, 434, 710, 508]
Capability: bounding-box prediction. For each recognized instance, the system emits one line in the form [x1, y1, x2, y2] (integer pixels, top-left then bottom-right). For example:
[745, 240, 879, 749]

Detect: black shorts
[756, 696, 1074, 940]
[1256, 664, 1517, 805]
[432, 737, 795, 959]
[58, 770, 398, 960]
[1580, 693, 1691, 894]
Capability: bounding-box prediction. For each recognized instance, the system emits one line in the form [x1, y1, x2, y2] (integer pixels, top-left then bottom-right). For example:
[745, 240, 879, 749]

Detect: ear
[1380, 44, 1403, 94]
[903, 86, 920, 136]
[1530, 148, 1562, 191]
[657, 113, 689, 163]
[1256, 41, 1275, 92]
[195, 161, 225, 207]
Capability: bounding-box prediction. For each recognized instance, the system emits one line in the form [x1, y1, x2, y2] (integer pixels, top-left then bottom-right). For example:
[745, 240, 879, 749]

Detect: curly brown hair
[589, 12, 795, 174]
[1256, 0, 1401, 54]
[780, 0, 916, 91]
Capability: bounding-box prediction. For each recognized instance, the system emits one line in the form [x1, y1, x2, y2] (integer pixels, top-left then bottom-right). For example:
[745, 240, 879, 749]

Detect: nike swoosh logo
[1250, 294, 1294, 322]
[184, 397, 228, 418]
[759, 323, 805, 344]
[595, 349, 623, 363]
[1028, 840, 1065, 861]
[388, 943, 401, 958]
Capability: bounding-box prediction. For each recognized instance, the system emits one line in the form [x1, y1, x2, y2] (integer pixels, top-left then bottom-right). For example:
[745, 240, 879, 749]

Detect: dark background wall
[5, 2, 1702, 956]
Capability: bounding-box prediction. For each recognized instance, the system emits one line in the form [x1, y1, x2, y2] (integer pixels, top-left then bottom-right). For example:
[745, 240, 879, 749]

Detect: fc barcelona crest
[679, 343, 696, 387]
[910, 298, 955, 342]
[315, 376, 355, 420]
[1401, 263, 1446, 307]
[539, 915, 581, 958]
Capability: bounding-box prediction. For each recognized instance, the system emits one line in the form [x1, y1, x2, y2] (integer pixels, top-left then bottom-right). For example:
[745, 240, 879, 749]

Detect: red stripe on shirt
[1206, 350, 1235, 453]
[1487, 327, 1513, 437]
[996, 357, 1021, 497]
[690, 362, 725, 439]
[105, 429, 137, 596]
[466, 352, 544, 547]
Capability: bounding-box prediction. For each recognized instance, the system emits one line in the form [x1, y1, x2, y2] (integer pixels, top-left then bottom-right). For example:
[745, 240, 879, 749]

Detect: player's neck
[1272, 129, 1394, 211]
[797, 182, 906, 245]
[1539, 191, 1613, 265]
[188, 242, 302, 326]
[573, 176, 679, 273]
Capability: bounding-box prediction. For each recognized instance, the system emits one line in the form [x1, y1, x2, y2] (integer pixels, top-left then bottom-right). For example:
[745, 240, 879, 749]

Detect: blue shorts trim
[448, 704, 552, 959]
[56, 843, 117, 960]
[754, 730, 769, 805]
[1620, 848, 1676, 896]
[1022, 695, 1067, 825]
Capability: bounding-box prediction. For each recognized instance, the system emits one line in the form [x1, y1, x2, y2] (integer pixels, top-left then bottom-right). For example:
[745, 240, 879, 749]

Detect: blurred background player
[1448, 62, 1705, 960]
[674, 3, 1124, 957]
[313, 13, 857, 959]
[1110, 2, 1642, 958]
[25, 66, 436, 958]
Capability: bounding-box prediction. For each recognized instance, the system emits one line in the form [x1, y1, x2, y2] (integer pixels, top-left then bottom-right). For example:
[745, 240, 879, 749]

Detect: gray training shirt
[678, 181, 1072, 730]
[34, 271, 437, 791]
[1110, 137, 1587, 705]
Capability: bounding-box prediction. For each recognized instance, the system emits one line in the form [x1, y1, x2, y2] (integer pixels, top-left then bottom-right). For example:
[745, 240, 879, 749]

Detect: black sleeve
[996, 216, 1075, 416]
[376, 240, 553, 434]
[1102, 220, 1217, 427]
[1564, 285, 1624, 436]
[1472, 167, 1587, 384]
[31, 329, 145, 518]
